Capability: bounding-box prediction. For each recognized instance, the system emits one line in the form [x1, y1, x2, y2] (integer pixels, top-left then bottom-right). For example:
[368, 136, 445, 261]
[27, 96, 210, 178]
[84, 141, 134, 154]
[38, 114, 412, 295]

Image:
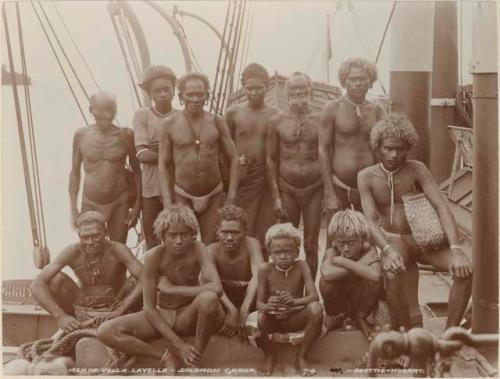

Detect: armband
[136, 148, 148, 158]
[382, 244, 391, 254]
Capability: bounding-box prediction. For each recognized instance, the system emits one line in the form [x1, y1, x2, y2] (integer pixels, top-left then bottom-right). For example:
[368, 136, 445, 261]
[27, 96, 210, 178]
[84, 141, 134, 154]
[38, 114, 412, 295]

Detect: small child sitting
[319, 210, 383, 340]
[248, 223, 323, 376]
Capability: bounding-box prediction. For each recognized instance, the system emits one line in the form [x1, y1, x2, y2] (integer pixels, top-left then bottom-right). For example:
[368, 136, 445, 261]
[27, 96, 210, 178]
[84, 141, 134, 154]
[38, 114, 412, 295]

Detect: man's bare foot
[355, 316, 375, 341]
[296, 356, 317, 377]
[260, 354, 275, 376]
[159, 350, 179, 375]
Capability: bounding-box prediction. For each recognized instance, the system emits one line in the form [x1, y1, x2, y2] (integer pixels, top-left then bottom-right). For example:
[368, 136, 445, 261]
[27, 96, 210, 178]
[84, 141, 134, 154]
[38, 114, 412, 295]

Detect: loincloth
[174, 182, 224, 214]
[236, 163, 267, 205]
[278, 177, 323, 207]
[332, 175, 359, 209]
[381, 228, 422, 256]
[81, 191, 128, 222]
[157, 304, 189, 328]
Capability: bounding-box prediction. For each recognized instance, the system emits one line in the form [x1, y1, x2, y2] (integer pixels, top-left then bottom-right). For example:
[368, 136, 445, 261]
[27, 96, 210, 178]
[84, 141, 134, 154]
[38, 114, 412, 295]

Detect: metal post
[429, 1, 459, 184]
[389, 2, 435, 164]
[470, 1, 498, 334]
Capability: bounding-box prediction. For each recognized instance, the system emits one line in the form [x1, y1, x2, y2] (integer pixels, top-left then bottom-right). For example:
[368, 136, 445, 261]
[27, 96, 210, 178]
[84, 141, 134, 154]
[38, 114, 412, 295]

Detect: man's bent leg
[96, 311, 162, 360]
[297, 301, 323, 372]
[419, 248, 473, 328]
[302, 189, 323, 280]
[382, 239, 412, 330]
[197, 191, 225, 244]
[319, 277, 352, 320]
[47, 272, 82, 316]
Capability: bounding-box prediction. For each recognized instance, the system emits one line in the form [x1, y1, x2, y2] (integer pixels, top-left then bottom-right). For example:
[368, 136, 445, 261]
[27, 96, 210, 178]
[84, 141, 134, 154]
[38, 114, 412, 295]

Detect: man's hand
[56, 314, 81, 333]
[449, 247, 473, 278]
[265, 295, 281, 312]
[71, 208, 80, 229]
[273, 198, 288, 221]
[279, 291, 294, 306]
[219, 308, 239, 337]
[127, 205, 141, 229]
[238, 308, 249, 343]
[382, 246, 406, 274]
[176, 343, 201, 367]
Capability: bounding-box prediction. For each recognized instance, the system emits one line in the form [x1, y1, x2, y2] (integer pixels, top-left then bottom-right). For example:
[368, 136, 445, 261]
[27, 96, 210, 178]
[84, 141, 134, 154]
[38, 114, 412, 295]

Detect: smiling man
[158, 73, 239, 243]
[97, 205, 224, 370]
[30, 211, 143, 333]
[225, 64, 279, 252]
[207, 205, 264, 342]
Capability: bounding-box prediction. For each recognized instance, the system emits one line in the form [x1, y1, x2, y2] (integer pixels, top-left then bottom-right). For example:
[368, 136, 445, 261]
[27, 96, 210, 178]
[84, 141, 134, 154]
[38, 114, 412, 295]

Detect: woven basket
[73, 295, 121, 322]
[402, 193, 446, 250]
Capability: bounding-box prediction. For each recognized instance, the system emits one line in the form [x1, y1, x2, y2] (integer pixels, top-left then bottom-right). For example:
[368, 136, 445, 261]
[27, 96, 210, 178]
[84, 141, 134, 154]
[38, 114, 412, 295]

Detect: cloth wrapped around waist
[236, 163, 267, 204]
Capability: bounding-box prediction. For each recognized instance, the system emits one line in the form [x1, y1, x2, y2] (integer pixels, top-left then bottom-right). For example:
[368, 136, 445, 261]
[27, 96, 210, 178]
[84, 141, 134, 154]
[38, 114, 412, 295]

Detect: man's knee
[306, 301, 324, 322]
[196, 291, 219, 314]
[96, 319, 119, 345]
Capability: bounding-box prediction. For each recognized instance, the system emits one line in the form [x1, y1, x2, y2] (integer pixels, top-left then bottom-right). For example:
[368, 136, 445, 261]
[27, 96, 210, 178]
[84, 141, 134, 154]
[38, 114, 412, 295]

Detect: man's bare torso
[330, 99, 379, 188]
[212, 240, 252, 281]
[167, 111, 222, 196]
[78, 126, 129, 204]
[229, 105, 278, 165]
[274, 112, 322, 188]
[363, 161, 421, 234]
[155, 245, 201, 309]
[69, 241, 127, 294]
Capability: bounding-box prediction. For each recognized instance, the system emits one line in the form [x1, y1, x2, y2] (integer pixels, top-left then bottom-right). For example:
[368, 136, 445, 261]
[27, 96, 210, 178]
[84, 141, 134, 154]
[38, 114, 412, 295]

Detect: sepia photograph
[1, 0, 498, 376]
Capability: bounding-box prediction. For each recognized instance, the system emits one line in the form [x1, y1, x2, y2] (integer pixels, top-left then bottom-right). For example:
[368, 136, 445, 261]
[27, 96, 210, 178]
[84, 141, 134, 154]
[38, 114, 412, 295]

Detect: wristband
[382, 244, 391, 254]
[135, 148, 148, 158]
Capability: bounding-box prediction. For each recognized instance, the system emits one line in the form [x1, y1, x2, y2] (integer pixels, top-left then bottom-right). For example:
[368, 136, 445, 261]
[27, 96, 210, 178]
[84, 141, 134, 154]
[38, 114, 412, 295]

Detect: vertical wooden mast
[389, 2, 435, 164]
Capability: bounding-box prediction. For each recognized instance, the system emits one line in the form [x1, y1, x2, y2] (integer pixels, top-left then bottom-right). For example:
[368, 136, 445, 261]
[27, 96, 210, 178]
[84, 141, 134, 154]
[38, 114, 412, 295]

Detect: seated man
[319, 209, 382, 340]
[207, 205, 264, 342]
[30, 211, 143, 333]
[251, 223, 323, 376]
[97, 205, 224, 370]
[358, 113, 473, 331]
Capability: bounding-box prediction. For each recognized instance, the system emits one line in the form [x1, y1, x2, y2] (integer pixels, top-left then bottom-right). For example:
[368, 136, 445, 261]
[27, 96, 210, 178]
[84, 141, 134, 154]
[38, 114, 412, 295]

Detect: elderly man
[30, 211, 143, 333]
[70, 91, 141, 243]
[207, 205, 264, 342]
[358, 113, 473, 331]
[97, 205, 224, 370]
[267, 72, 323, 279]
[158, 73, 239, 243]
[225, 63, 279, 252]
[134, 66, 178, 249]
[319, 58, 384, 216]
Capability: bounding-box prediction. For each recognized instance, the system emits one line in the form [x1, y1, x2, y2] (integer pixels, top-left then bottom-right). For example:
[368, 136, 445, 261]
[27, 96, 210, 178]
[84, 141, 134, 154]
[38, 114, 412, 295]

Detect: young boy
[251, 223, 323, 376]
[319, 210, 383, 340]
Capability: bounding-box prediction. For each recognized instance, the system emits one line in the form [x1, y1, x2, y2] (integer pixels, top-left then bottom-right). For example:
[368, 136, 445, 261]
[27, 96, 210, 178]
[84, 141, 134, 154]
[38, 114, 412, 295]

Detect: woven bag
[402, 192, 446, 250]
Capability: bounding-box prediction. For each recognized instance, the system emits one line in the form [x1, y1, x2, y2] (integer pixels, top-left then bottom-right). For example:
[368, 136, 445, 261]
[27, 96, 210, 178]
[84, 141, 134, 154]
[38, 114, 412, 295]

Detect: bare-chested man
[30, 211, 143, 333]
[70, 91, 141, 243]
[358, 113, 473, 331]
[97, 205, 224, 370]
[159, 73, 239, 243]
[225, 63, 279, 250]
[267, 72, 323, 279]
[134, 65, 178, 249]
[250, 223, 323, 376]
[319, 58, 384, 216]
[207, 205, 264, 342]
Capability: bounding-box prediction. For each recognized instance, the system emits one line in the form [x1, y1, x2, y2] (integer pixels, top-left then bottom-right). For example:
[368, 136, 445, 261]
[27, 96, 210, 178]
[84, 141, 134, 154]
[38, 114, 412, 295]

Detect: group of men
[30, 58, 473, 375]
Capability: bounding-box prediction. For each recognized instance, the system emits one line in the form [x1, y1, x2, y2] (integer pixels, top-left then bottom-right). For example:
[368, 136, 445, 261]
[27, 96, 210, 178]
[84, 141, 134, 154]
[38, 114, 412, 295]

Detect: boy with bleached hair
[319, 210, 382, 340]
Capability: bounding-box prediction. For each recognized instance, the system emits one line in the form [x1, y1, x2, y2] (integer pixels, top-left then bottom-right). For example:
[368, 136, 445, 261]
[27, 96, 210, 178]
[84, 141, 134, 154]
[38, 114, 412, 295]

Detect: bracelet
[135, 148, 149, 158]
[382, 244, 391, 254]
[450, 244, 463, 251]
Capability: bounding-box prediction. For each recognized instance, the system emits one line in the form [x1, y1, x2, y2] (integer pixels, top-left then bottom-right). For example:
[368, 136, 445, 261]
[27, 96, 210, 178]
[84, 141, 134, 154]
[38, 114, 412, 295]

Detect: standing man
[97, 205, 224, 370]
[134, 66, 178, 249]
[69, 91, 141, 243]
[225, 63, 279, 250]
[207, 205, 264, 342]
[31, 211, 143, 333]
[158, 73, 239, 243]
[358, 113, 473, 331]
[267, 72, 323, 279]
[319, 58, 384, 216]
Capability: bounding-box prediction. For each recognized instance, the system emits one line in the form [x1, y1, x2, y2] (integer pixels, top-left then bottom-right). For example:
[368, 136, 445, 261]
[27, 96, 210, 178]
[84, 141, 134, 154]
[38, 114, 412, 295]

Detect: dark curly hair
[338, 58, 378, 88]
[215, 205, 248, 234]
[177, 72, 210, 93]
[241, 63, 270, 87]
